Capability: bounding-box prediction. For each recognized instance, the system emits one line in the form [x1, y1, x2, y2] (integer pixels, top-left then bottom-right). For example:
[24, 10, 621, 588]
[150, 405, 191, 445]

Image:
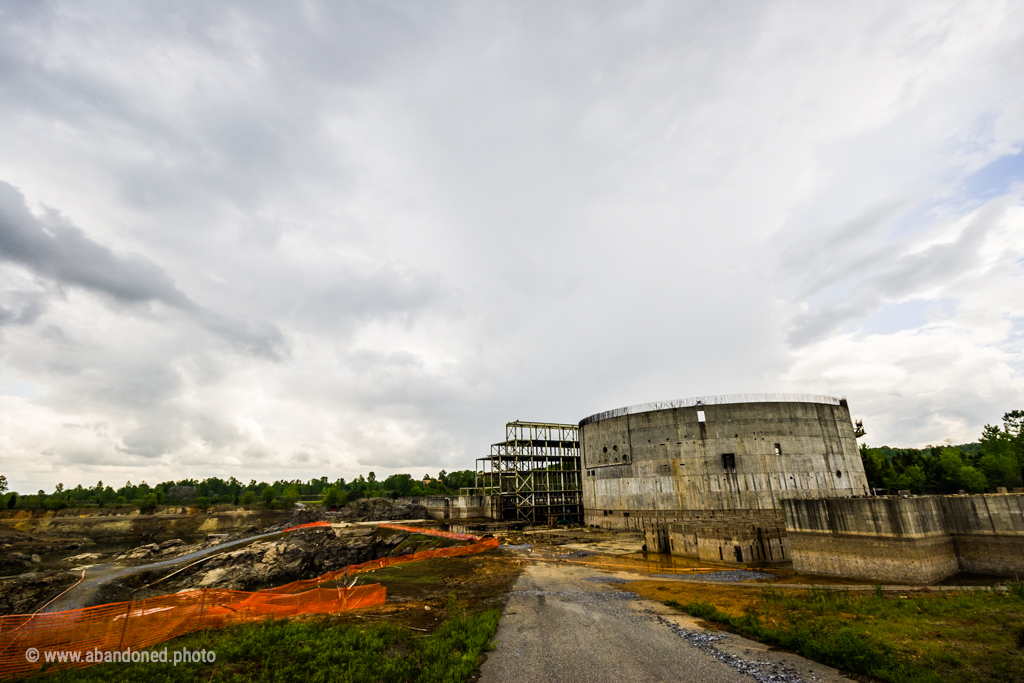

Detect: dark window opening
[722, 453, 736, 471]
[836, 470, 842, 478]
[719, 547, 723, 560]
[613, 445, 618, 451]
[623, 512, 630, 518]
[774, 443, 781, 456]
[603, 447, 607, 453]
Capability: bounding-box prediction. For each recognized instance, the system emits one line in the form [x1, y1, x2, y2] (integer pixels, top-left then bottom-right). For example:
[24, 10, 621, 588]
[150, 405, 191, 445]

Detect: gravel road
[478, 562, 851, 683]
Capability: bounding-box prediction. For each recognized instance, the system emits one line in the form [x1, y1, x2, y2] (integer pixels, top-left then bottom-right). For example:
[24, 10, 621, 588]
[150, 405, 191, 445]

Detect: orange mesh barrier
[282, 521, 332, 533]
[261, 531, 498, 596]
[378, 523, 483, 541]
[0, 525, 498, 679]
[0, 584, 384, 679]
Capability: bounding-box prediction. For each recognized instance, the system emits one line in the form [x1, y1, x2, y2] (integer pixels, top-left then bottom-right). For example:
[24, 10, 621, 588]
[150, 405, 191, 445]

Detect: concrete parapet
[783, 494, 1024, 583]
[667, 509, 789, 565]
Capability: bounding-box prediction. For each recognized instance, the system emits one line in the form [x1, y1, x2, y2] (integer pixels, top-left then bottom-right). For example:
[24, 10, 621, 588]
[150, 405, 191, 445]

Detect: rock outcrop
[0, 571, 79, 615]
[163, 525, 443, 592]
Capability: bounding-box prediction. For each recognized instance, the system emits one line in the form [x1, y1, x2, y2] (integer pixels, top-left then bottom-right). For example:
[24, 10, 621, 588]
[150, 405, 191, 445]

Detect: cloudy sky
[1, 1, 1023, 493]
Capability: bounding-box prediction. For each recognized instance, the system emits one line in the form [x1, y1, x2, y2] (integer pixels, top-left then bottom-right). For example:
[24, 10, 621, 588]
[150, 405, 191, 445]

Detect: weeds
[27, 593, 499, 683]
[665, 585, 1024, 683]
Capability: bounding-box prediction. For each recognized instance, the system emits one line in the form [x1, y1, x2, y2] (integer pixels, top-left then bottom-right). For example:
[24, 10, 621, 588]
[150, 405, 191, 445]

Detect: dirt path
[479, 561, 854, 683]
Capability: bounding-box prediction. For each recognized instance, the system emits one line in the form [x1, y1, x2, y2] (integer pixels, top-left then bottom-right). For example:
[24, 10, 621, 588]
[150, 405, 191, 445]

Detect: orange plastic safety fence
[263, 534, 499, 596]
[0, 525, 498, 679]
[377, 523, 483, 542]
[0, 584, 384, 679]
[281, 521, 332, 533]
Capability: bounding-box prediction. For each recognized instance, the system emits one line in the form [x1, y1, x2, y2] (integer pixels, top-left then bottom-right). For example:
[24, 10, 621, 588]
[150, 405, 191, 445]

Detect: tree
[979, 412, 1024, 488]
[383, 474, 414, 497]
[241, 490, 256, 506]
[959, 466, 988, 493]
[261, 487, 276, 508]
[890, 465, 927, 494]
[0, 475, 7, 494]
[322, 486, 345, 508]
[140, 493, 159, 514]
[6, 493, 17, 509]
[281, 484, 300, 508]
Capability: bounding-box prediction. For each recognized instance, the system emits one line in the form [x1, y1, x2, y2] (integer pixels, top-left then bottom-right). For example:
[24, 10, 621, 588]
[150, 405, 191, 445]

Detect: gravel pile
[654, 570, 774, 582]
[658, 617, 817, 682]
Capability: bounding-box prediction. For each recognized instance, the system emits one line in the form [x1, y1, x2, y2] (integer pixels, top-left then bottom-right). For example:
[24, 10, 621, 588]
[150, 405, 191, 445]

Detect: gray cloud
[0, 1, 1022, 492]
[784, 192, 1019, 346]
[0, 181, 286, 358]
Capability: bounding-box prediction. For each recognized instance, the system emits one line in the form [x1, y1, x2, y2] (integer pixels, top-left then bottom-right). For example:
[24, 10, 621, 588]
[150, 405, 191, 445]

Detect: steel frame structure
[467, 421, 582, 524]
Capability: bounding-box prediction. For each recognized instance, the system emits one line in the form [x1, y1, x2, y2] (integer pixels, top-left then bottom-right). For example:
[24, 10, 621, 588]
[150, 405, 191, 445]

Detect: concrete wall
[665, 509, 790, 565]
[401, 495, 499, 521]
[943, 495, 1024, 575]
[581, 398, 868, 530]
[783, 494, 1024, 583]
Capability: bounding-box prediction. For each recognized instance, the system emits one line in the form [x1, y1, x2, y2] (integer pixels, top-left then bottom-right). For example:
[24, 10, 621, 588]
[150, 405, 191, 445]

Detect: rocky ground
[0, 570, 80, 615]
[0, 498, 434, 615]
[141, 523, 455, 595]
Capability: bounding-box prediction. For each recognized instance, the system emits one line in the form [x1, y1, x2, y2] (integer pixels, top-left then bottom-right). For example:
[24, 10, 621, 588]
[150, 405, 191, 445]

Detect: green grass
[665, 582, 1024, 683]
[27, 595, 500, 683]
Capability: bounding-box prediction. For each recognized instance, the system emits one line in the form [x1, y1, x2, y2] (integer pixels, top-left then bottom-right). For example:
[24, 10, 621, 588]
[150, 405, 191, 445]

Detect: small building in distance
[579, 393, 869, 564]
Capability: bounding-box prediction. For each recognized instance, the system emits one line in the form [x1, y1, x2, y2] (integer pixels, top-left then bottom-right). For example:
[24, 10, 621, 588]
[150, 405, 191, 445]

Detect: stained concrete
[397, 495, 499, 521]
[580, 399, 868, 531]
[783, 494, 1024, 583]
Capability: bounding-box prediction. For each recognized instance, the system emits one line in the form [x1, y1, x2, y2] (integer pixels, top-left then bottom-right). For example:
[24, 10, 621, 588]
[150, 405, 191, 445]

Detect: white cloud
[0, 1, 1023, 491]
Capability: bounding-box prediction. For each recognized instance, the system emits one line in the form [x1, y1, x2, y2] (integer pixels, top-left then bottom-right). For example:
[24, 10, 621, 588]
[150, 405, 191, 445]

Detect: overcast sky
[1, 1, 1023, 494]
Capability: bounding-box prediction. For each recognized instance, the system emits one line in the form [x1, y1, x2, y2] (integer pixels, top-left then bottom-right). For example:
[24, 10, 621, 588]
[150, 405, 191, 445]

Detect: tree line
[860, 410, 1024, 494]
[0, 469, 477, 512]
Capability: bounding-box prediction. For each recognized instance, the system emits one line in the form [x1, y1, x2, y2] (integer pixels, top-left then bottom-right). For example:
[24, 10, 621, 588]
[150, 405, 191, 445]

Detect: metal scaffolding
[468, 421, 582, 524]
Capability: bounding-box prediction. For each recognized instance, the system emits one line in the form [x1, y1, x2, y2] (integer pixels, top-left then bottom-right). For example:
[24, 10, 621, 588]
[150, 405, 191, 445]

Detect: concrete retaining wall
[400, 495, 499, 521]
[783, 494, 1024, 583]
[664, 509, 789, 565]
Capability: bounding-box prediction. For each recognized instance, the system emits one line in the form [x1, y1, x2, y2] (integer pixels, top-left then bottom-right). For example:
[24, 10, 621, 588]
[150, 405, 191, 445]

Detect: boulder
[64, 552, 104, 563]
[123, 543, 160, 559]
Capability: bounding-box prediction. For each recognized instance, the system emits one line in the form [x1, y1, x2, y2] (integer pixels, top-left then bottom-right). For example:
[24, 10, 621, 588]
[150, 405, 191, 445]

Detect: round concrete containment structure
[579, 393, 869, 535]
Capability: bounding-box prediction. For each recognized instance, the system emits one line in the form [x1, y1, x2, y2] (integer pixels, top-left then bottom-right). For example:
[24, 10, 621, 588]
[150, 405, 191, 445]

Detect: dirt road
[479, 561, 850, 683]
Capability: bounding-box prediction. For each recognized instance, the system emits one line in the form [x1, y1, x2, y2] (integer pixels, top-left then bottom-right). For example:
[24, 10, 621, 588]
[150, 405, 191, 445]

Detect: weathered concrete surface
[666, 509, 790, 565]
[479, 562, 850, 683]
[580, 398, 868, 536]
[783, 494, 1024, 583]
[397, 495, 499, 521]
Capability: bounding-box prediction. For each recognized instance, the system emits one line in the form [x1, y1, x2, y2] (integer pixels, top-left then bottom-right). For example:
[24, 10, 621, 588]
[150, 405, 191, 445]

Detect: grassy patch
[28, 595, 500, 683]
[664, 582, 1024, 683]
